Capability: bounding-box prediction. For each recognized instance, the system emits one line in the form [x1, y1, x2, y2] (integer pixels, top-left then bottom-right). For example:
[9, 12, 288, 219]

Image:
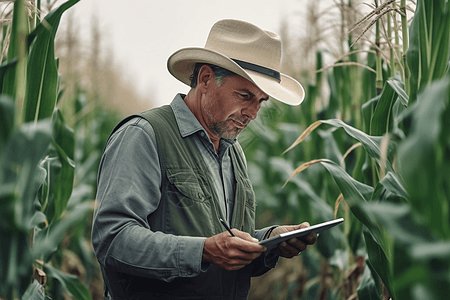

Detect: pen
[219, 218, 236, 237]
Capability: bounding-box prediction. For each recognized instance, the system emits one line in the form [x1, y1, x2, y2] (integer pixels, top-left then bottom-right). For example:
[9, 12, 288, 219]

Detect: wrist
[202, 236, 212, 263]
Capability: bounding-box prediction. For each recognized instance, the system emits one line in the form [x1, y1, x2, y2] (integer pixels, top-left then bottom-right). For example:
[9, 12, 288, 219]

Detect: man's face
[202, 75, 269, 139]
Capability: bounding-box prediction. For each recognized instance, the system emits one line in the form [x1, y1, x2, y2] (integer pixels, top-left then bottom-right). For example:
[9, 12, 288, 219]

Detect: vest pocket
[166, 168, 210, 205]
[165, 168, 215, 237]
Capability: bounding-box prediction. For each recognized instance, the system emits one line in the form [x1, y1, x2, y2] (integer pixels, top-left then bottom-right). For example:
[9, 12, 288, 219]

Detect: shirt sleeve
[255, 226, 280, 271]
[91, 117, 206, 282]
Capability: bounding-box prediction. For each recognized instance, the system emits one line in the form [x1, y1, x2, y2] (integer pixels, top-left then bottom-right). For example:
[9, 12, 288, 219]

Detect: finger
[233, 229, 258, 243]
[227, 247, 264, 261]
[232, 239, 267, 254]
[221, 249, 266, 270]
[286, 238, 308, 251]
[298, 221, 310, 229]
[278, 246, 297, 258]
[209, 248, 259, 270]
[281, 222, 311, 233]
[303, 232, 317, 244]
[280, 240, 303, 255]
[231, 230, 267, 253]
[295, 222, 310, 231]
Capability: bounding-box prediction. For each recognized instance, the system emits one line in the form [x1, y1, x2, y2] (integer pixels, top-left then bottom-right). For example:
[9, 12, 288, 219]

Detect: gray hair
[189, 63, 237, 88]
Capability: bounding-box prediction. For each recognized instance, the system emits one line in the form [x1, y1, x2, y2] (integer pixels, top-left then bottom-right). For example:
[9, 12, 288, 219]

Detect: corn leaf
[318, 128, 343, 165]
[41, 108, 75, 223]
[44, 264, 93, 300]
[378, 172, 408, 200]
[370, 80, 397, 136]
[406, 0, 450, 103]
[33, 202, 92, 261]
[363, 230, 395, 299]
[23, 0, 80, 122]
[362, 95, 379, 133]
[360, 200, 448, 299]
[0, 120, 53, 230]
[362, 202, 432, 244]
[285, 159, 384, 248]
[357, 260, 381, 300]
[285, 158, 396, 297]
[21, 280, 45, 300]
[1, 0, 28, 100]
[0, 58, 18, 94]
[285, 119, 396, 172]
[0, 232, 33, 298]
[0, 122, 50, 297]
[398, 75, 450, 238]
[387, 77, 409, 107]
[0, 95, 15, 152]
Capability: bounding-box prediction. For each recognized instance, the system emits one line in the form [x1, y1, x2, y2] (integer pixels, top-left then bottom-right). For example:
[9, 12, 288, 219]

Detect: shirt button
[187, 269, 193, 275]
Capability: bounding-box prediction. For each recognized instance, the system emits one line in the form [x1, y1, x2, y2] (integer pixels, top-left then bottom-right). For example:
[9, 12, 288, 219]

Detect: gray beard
[210, 120, 242, 139]
[205, 107, 243, 139]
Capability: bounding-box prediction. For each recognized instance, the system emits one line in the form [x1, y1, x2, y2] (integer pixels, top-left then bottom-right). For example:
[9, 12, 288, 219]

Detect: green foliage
[247, 1, 450, 299]
[0, 117, 52, 297]
[406, 0, 450, 103]
[21, 281, 45, 300]
[0, 1, 94, 299]
[39, 109, 75, 224]
[1, 0, 27, 102]
[1, 1, 448, 299]
[44, 262, 92, 300]
[23, 0, 80, 123]
[357, 262, 381, 300]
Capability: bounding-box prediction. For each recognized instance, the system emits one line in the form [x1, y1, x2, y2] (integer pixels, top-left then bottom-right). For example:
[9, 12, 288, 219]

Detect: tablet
[260, 218, 344, 251]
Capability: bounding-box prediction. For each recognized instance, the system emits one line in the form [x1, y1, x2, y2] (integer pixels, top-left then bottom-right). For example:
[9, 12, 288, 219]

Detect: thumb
[233, 229, 258, 243]
[285, 222, 310, 232]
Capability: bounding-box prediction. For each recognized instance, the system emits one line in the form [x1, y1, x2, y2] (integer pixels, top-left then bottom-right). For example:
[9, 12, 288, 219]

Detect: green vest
[105, 105, 262, 299]
[142, 105, 256, 238]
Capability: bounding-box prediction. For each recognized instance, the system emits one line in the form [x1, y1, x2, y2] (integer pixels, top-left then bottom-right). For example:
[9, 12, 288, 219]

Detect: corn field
[0, 0, 449, 299]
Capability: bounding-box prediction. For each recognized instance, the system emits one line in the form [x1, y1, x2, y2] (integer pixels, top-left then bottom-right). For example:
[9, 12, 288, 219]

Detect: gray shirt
[92, 94, 274, 282]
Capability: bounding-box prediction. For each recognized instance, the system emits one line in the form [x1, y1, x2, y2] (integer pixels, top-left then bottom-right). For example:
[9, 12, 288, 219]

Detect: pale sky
[69, 0, 302, 107]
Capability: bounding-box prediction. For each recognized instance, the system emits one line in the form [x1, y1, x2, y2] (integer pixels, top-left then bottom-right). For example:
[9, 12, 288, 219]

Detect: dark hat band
[231, 59, 281, 82]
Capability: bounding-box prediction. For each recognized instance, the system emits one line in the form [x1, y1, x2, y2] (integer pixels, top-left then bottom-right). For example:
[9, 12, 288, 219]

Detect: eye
[235, 91, 251, 100]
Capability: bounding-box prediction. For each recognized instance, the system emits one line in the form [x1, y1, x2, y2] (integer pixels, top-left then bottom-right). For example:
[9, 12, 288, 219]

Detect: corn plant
[246, 0, 449, 299]
[0, 1, 94, 299]
[286, 0, 449, 299]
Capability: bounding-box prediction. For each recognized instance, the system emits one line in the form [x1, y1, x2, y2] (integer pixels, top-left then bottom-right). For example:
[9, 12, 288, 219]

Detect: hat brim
[167, 47, 305, 106]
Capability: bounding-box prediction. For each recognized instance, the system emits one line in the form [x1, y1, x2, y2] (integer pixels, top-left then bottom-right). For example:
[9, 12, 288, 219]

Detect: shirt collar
[170, 94, 204, 138]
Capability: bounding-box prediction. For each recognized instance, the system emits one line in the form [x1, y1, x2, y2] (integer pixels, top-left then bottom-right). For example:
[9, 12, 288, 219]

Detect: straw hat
[167, 19, 305, 106]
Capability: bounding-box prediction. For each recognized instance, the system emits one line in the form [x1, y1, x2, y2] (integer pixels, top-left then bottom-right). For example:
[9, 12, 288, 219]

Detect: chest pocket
[167, 168, 210, 204]
[164, 168, 216, 237]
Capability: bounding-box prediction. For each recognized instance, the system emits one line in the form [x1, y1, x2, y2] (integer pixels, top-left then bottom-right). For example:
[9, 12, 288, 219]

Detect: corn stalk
[0, 1, 93, 299]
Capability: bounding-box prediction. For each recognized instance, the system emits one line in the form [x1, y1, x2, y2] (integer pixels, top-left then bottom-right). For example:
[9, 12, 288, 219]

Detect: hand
[269, 222, 317, 258]
[203, 229, 267, 271]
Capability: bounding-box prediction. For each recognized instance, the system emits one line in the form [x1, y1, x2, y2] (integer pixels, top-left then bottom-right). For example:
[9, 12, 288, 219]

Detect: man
[92, 19, 317, 299]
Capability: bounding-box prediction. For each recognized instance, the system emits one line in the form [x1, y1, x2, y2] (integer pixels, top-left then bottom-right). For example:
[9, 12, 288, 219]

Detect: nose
[242, 101, 261, 120]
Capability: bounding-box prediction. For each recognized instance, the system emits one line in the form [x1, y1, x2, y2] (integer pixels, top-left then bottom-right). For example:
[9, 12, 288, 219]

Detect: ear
[197, 65, 215, 90]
